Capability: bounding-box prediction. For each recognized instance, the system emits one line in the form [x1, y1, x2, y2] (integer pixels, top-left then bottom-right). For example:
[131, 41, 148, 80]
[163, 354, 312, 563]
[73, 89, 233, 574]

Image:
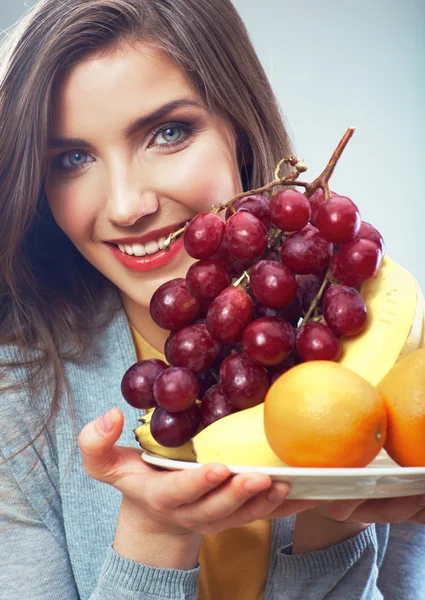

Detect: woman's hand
[78, 407, 319, 567]
[317, 495, 425, 525]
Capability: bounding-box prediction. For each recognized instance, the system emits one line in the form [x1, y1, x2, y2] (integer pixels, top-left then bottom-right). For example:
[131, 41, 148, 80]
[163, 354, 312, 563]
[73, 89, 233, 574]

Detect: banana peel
[135, 255, 425, 467]
[340, 256, 424, 385]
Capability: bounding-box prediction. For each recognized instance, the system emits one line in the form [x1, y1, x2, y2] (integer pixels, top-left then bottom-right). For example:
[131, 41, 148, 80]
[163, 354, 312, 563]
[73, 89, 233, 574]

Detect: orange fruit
[377, 347, 425, 467]
[264, 361, 387, 468]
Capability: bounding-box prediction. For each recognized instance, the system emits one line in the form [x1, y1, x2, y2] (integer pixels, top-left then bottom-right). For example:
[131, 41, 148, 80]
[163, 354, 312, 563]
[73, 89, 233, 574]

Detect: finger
[176, 472, 273, 526]
[195, 489, 321, 534]
[268, 498, 323, 519]
[144, 463, 233, 512]
[231, 483, 321, 522]
[322, 499, 366, 521]
[78, 408, 125, 483]
[349, 495, 425, 524]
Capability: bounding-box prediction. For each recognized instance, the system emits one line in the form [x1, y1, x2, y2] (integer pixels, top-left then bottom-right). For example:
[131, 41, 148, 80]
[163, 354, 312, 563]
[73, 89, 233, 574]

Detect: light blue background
[1, 0, 424, 287]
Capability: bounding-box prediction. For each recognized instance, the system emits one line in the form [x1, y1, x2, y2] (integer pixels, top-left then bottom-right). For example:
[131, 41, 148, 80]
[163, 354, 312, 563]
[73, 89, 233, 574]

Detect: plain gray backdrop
[1, 0, 424, 287]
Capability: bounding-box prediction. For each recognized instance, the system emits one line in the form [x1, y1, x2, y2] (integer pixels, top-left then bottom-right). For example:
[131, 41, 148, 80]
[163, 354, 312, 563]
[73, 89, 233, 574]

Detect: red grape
[153, 367, 199, 412]
[150, 278, 199, 330]
[242, 317, 295, 366]
[206, 286, 254, 344]
[331, 238, 382, 286]
[355, 221, 385, 257]
[308, 189, 337, 226]
[296, 322, 341, 361]
[226, 194, 271, 230]
[200, 384, 238, 427]
[323, 285, 367, 337]
[150, 404, 201, 447]
[250, 260, 297, 309]
[255, 289, 303, 327]
[211, 237, 252, 276]
[270, 189, 311, 232]
[316, 195, 361, 243]
[280, 226, 333, 274]
[121, 359, 168, 409]
[165, 324, 220, 372]
[186, 259, 232, 302]
[220, 352, 269, 409]
[197, 368, 218, 400]
[184, 212, 225, 259]
[297, 273, 326, 313]
[224, 212, 268, 260]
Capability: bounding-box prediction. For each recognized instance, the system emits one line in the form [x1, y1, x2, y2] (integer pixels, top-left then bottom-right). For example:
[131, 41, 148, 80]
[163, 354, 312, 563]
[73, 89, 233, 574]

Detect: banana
[134, 410, 197, 461]
[189, 403, 286, 467]
[340, 255, 424, 385]
[135, 404, 285, 466]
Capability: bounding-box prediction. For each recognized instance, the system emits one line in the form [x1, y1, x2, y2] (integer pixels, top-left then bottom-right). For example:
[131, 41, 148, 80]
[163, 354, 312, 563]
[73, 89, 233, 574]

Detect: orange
[264, 361, 387, 468]
[377, 347, 425, 467]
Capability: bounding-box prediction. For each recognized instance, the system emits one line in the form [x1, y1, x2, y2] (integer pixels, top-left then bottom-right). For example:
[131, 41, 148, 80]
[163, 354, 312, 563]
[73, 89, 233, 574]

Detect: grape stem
[299, 268, 332, 329]
[233, 271, 250, 288]
[304, 127, 355, 199]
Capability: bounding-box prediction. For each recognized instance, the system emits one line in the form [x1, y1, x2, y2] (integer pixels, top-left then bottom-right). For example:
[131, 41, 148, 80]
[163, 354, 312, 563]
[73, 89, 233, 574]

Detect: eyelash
[51, 121, 196, 175]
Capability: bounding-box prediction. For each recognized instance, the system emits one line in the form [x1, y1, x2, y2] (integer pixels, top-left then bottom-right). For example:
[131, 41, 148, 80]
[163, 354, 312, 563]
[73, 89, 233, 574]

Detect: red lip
[106, 236, 185, 273]
[107, 221, 187, 246]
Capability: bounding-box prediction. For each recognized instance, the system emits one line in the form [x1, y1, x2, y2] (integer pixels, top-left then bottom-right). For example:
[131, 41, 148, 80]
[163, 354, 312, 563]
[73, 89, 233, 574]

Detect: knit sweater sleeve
[0, 349, 200, 600]
[0, 441, 199, 600]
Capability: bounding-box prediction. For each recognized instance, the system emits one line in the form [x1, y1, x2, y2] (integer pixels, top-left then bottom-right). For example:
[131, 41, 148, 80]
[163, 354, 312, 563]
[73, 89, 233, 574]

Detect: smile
[117, 236, 167, 257]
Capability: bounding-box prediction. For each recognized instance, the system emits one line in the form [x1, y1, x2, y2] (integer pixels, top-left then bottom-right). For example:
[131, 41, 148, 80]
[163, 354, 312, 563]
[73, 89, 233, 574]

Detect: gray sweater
[1, 306, 424, 600]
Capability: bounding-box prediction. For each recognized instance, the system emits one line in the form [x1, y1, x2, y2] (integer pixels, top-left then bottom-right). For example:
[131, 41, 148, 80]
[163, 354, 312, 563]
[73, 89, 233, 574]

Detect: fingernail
[206, 467, 228, 484]
[267, 484, 289, 503]
[417, 495, 425, 507]
[97, 410, 115, 433]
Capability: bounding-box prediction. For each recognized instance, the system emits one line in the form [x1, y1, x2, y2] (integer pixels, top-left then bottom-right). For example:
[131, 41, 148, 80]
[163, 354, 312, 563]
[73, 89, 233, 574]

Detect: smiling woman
[1, 1, 425, 600]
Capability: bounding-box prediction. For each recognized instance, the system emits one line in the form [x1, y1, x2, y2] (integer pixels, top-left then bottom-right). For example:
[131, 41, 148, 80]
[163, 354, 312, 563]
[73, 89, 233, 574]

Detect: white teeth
[116, 232, 174, 257]
[132, 243, 146, 257]
[145, 240, 159, 255]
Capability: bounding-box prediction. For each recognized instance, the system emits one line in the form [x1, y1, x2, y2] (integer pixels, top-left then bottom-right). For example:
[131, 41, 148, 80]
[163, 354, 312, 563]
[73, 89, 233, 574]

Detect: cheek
[46, 182, 97, 242]
[152, 137, 241, 213]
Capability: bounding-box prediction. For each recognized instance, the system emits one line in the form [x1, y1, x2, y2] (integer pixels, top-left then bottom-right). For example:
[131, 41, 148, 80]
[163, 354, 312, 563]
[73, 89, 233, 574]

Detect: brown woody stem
[304, 128, 355, 198]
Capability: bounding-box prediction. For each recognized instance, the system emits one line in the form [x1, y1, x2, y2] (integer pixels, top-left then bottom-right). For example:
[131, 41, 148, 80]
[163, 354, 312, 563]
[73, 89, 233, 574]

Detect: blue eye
[154, 126, 183, 145]
[150, 122, 195, 149]
[54, 150, 94, 172]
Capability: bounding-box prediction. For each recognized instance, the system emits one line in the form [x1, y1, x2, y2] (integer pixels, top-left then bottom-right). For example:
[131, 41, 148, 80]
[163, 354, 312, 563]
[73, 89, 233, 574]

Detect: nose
[106, 166, 159, 227]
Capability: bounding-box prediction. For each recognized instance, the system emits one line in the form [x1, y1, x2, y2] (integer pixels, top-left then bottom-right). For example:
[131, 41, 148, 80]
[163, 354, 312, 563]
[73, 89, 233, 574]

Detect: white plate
[142, 449, 425, 500]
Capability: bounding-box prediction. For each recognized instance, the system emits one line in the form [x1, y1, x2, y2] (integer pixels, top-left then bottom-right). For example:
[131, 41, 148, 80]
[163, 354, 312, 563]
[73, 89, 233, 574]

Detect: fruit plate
[141, 449, 425, 500]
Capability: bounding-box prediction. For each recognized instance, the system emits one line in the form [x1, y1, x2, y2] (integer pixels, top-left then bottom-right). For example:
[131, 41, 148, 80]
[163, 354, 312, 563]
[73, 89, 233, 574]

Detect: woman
[1, 1, 424, 598]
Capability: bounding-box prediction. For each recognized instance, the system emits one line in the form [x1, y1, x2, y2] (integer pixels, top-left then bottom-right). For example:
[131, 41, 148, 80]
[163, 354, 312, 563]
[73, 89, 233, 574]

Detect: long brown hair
[0, 0, 292, 467]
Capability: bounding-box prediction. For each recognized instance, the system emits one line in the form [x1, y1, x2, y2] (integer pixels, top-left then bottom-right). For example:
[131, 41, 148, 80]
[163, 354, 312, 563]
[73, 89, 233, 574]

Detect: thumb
[78, 408, 124, 483]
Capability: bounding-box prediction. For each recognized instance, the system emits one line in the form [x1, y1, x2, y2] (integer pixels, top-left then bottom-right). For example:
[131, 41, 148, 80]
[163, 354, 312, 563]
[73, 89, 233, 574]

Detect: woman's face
[46, 43, 242, 318]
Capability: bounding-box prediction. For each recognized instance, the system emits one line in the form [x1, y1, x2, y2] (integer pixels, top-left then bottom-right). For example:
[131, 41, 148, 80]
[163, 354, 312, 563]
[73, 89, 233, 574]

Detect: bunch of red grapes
[122, 186, 385, 448]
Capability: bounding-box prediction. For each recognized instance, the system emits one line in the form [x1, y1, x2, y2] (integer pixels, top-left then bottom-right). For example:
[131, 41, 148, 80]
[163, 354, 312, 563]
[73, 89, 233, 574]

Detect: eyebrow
[48, 98, 203, 149]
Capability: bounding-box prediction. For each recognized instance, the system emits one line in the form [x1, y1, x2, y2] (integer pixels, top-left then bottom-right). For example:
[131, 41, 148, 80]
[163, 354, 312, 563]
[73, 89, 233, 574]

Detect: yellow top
[130, 325, 271, 600]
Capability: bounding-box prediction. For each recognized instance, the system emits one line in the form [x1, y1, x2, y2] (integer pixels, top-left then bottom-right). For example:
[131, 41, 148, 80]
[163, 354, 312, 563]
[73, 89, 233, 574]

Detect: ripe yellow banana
[189, 403, 286, 467]
[340, 255, 424, 385]
[134, 404, 285, 466]
[136, 255, 424, 467]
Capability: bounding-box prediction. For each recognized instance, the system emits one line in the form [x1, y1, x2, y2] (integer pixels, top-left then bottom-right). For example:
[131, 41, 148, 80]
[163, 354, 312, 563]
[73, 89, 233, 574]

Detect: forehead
[50, 43, 198, 134]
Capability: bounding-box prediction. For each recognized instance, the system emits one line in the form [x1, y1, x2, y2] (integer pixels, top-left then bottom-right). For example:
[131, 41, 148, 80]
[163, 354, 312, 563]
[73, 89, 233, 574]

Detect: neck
[120, 293, 169, 353]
